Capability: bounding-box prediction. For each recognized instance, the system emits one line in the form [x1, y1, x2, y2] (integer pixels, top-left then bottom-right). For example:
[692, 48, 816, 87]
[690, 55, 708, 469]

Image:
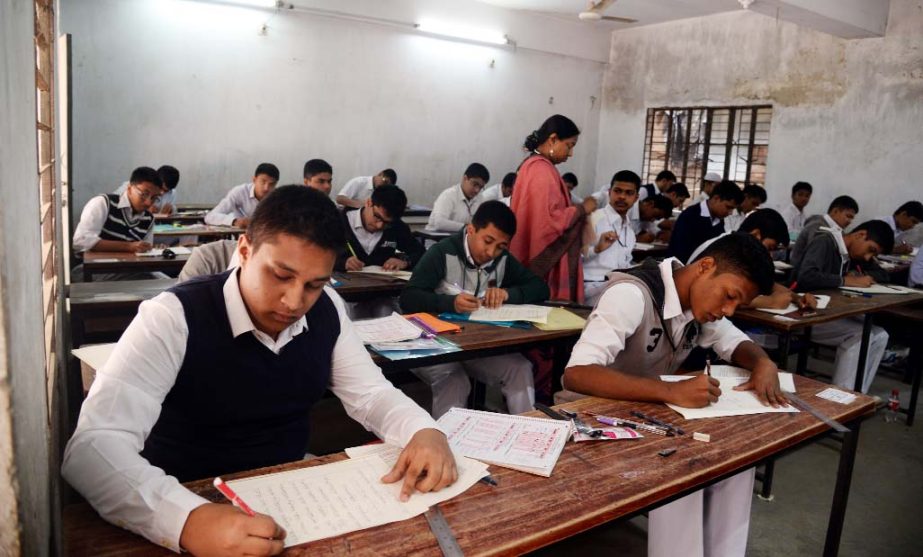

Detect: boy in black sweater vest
[336, 184, 424, 272]
[63, 186, 455, 556]
[668, 180, 743, 262]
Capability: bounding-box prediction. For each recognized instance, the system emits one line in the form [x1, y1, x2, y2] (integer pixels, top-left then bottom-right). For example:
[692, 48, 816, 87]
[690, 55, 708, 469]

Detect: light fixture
[198, 0, 279, 8]
[415, 19, 508, 46]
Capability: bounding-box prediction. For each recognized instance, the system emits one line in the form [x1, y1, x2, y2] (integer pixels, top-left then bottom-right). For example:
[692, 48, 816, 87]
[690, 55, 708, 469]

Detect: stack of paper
[840, 284, 914, 295]
[369, 336, 461, 361]
[226, 451, 487, 548]
[533, 308, 587, 331]
[436, 408, 572, 477]
[349, 265, 412, 280]
[352, 313, 425, 344]
[661, 365, 799, 419]
[468, 304, 552, 324]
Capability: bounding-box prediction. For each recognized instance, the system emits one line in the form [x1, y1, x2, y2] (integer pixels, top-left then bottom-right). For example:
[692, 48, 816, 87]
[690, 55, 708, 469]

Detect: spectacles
[371, 207, 393, 227]
[132, 185, 163, 203]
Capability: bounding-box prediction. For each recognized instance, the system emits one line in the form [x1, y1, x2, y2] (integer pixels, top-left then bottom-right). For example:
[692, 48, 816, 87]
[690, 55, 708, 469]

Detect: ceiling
[476, 0, 747, 29]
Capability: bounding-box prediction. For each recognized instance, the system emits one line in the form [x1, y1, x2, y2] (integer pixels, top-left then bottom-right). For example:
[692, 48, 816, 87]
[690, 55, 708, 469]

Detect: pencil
[346, 241, 358, 259]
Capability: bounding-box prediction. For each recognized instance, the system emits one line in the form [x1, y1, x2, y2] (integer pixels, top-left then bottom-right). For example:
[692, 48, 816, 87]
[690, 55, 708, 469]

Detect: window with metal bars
[642, 105, 772, 200]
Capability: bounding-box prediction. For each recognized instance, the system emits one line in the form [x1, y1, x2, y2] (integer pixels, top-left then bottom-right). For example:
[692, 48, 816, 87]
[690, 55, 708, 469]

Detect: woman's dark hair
[523, 114, 580, 151]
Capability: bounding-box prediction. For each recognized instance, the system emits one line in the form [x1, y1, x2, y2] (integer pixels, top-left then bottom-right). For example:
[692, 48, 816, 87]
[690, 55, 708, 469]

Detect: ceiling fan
[578, 0, 637, 23]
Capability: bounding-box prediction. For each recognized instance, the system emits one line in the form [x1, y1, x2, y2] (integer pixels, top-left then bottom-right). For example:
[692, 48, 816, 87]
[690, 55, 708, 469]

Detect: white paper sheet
[349, 265, 412, 280]
[468, 304, 552, 324]
[662, 366, 799, 419]
[773, 261, 793, 270]
[436, 408, 571, 477]
[840, 284, 912, 295]
[816, 387, 858, 405]
[352, 313, 424, 344]
[136, 246, 192, 257]
[71, 343, 117, 372]
[755, 294, 830, 315]
[226, 453, 487, 548]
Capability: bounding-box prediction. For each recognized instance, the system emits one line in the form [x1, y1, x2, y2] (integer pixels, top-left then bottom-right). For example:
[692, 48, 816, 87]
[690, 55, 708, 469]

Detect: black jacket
[335, 208, 425, 271]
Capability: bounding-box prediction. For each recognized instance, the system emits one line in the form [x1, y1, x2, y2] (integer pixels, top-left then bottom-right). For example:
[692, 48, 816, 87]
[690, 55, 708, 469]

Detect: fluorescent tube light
[416, 19, 508, 46]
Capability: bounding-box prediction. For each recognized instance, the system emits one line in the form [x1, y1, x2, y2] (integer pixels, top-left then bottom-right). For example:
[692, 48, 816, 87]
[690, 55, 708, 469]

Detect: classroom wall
[0, 0, 52, 554]
[60, 0, 609, 214]
[596, 0, 923, 218]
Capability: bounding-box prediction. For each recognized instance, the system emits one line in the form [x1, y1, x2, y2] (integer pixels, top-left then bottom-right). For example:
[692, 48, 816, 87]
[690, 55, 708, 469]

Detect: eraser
[693, 432, 711, 442]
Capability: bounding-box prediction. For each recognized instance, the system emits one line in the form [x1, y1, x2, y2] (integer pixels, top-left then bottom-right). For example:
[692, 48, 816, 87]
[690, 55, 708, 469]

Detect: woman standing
[510, 115, 597, 303]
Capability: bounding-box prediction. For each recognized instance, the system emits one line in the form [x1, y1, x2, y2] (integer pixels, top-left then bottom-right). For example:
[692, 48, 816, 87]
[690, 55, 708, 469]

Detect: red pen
[213, 477, 256, 516]
[789, 281, 797, 290]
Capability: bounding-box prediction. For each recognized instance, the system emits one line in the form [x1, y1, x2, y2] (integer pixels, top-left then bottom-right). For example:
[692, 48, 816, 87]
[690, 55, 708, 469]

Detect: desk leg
[906, 344, 921, 426]
[797, 327, 812, 375]
[761, 332, 792, 500]
[853, 315, 873, 393]
[776, 332, 791, 370]
[823, 420, 861, 557]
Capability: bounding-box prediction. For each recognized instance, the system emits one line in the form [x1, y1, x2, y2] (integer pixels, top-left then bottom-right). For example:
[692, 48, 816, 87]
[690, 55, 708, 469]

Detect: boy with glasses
[336, 185, 424, 273]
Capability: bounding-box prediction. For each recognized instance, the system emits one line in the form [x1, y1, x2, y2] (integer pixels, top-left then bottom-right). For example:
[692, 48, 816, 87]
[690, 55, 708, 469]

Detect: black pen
[631, 410, 686, 435]
[479, 475, 498, 487]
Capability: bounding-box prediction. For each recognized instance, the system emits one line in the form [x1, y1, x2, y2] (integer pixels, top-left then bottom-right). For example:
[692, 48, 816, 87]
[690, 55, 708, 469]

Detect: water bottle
[885, 389, 900, 423]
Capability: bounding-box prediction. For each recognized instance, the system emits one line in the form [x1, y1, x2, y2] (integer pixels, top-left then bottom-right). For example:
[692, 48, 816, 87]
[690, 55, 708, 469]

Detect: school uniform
[336, 209, 424, 271]
[481, 184, 511, 206]
[879, 214, 919, 248]
[336, 175, 374, 205]
[566, 258, 756, 557]
[723, 208, 755, 233]
[780, 202, 805, 237]
[115, 181, 177, 212]
[583, 205, 636, 305]
[204, 183, 260, 226]
[177, 240, 238, 282]
[910, 248, 923, 287]
[72, 192, 155, 253]
[667, 200, 725, 263]
[401, 231, 549, 417]
[62, 269, 438, 551]
[570, 191, 582, 205]
[789, 214, 839, 268]
[425, 184, 483, 232]
[793, 229, 889, 392]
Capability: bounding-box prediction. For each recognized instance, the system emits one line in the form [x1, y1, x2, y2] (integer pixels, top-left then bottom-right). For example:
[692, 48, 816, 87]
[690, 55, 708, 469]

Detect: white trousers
[412, 353, 535, 418]
[649, 468, 755, 557]
[810, 317, 889, 393]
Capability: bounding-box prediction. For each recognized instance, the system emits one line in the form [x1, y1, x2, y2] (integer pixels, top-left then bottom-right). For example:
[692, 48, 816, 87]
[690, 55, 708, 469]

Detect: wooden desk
[152, 224, 243, 241]
[413, 230, 452, 245]
[68, 278, 177, 347]
[81, 252, 189, 282]
[632, 242, 669, 261]
[332, 272, 407, 303]
[63, 376, 874, 557]
[174, 203, 215, 211]
[153, 212, 206, 225]
[877, 300, 923, 425]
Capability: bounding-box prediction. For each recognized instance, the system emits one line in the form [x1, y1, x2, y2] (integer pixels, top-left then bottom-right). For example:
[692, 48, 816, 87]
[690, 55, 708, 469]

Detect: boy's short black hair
[828, 195, 859, 213]
[711, 180, 745, 204]
[742, 184, 767, 203]
[645, 194, 675, 217]
[667, 182, 690, 198]
[739, 208, 790, 247]
[157, 165, 180, 190]
[464, 163, 490, 183]
[129, 166, 163, 188]
[247, 185, 344, 253]
[380, 168, 397, 184]
[694, 233, 775, 296]
[501, 172, 517, 189]
[303, 159, 332, 178]
[561, 172, 578, 186]
[611, 170, 641, 188]
[792, 181, 813, 195]
[370, 184, 407, 220]
[853, 220, 895, 254]
[896, 201, 923, 220]
[472, 200, 516, 237]
[656, 170, 676, 182]
[254, 162, 280, 181]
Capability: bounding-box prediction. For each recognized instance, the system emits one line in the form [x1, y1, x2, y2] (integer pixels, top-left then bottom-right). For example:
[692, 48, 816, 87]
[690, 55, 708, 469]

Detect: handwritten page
[661, 366, 799, 419]
[226, 453, 486, 548]
[136, 246, 192, 257]
[468, 304, 552, 324]
[840, 284, 912, 295]
[755, 294, 830, 316]
[436, 408, 571, 477]
[352, 313, 424, 344]
[349, 265, 412, 281]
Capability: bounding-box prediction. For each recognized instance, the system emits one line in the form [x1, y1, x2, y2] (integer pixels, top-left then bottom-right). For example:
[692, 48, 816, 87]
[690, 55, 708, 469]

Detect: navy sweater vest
[98, 194, 155, 242]
[141, 272, 340, 482]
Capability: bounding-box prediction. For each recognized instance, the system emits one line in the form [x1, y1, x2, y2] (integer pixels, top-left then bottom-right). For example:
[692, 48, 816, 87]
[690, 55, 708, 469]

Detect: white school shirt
[204, 183, 259, 226]
[583, 205, 636, 281]
[723, 209, 752, 233]
[61, 270, 438, 552]
[72, 191, 155, 253]
[910, 248, 923, 287]
[879, 214, 914, 246]
[425, 184, 482, 232]
[700, 199, 721, 226]
[567, 257, 750, 370]
[780, 203, 805, 235]
[481, 184, 511, 206]
[115, 181, 177, 211]
[348, 208, 383, 255]
[337, 176, 374, 204]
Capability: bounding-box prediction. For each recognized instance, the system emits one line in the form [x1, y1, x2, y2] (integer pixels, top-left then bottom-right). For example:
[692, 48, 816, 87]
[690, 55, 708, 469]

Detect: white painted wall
[596, 0, 923, 220]
[60, 0, 609, 215]
[0, 0, 52, 554]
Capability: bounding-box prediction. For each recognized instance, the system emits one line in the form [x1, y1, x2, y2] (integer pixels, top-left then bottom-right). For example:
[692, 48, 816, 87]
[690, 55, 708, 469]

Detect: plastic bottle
[885, 389, 901, 423]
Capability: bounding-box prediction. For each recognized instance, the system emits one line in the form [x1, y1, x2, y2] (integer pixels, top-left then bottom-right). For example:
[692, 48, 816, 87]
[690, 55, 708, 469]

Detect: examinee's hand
[345, 256, 365, 271]
[381, 428, 458, 502]
[665, 374, 721, 408]
[130, 241, 153, 253]
[798, 292, 818, 310]
[594, 231, 617, 254]
[232, 217, 250, 228]
[760, 288, 793, 309]
[844, 275, 874, 287]
[179, 503, 285, 557]
[160, 203, 174, 216]
[734, 359, 788, 407]
[454, 292, 481, 313]
[382, 257, 408, 271]
[482, 287, 508, 309]
[893, 243, 912, 255]
[582, 196, 598, 214]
